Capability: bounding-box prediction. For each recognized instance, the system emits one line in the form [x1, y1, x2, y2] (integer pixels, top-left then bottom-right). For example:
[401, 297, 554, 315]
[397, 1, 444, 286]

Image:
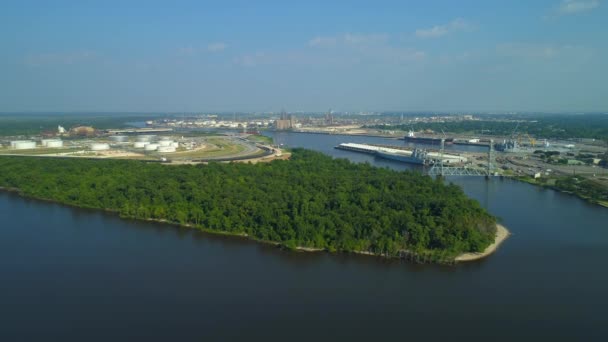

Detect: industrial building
[90, 143, 110, 151]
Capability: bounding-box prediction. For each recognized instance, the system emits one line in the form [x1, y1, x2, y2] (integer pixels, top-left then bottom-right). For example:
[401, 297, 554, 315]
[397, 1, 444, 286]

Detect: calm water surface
[1, 132, 607, 341]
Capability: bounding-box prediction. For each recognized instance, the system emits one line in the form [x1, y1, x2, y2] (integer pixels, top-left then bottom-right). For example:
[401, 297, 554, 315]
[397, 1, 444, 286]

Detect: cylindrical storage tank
[10, 140, 31, 148]
[159, 140, 172, 147]
[170, 142, 179, 148]
[13, 141, 37, 149]
[144, 143, 159, 151]
[137, 135, 155, 142]
[46, 140, 63, 148]
[157, 146, 176, 153]
[110, 135, 128, 142]
[133, 141, 147, 148]
[90, 143, 110, 151]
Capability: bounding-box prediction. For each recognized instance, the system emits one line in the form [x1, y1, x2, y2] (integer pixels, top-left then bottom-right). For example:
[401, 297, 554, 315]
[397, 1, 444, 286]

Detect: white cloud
[557, 0, 600, 14]
[415, 18, 471, 39]
[236, 33, 425, 68]
[176, 43, 227, 56]
[309, 33, 388, 47]
[207, 42, 227, 52]
[367, 47, 426, 64]
[24, 51, 97, 67]
[343, 33, 389, 45]
[233, 52, 266, 67]
[308, 36, 338, 47]
[437, 51, 474, 65]
[233, 45, 426, 68]
[176, 46, 195, 56]
[496, 43, 593, 63]
[307, 33, 425, 66]
[497, 43, 559, 59]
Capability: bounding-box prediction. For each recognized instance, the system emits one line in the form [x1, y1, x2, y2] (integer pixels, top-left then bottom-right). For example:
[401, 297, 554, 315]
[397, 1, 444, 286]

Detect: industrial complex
[0, 124, 282, 164]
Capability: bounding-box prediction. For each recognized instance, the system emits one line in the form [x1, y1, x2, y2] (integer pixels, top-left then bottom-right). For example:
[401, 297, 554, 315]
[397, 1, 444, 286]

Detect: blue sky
[1, 0, 607, 112]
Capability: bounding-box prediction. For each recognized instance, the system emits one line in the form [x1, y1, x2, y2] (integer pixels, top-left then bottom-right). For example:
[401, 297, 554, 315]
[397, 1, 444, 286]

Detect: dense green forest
[0, 149, 497, 259]
[369, 114, 608, 141]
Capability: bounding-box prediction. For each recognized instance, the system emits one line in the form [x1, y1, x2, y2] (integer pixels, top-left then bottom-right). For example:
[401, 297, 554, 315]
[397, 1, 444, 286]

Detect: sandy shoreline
[455, 224, 510, 262]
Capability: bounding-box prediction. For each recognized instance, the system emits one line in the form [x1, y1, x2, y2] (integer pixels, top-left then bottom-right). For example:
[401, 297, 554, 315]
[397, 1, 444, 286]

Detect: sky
[1, 0, 607, 113]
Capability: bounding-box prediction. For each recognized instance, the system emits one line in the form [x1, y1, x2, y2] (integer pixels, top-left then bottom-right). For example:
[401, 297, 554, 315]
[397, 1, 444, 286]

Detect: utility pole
[488, 139, 494, 177]
[440, 138, 445, 177]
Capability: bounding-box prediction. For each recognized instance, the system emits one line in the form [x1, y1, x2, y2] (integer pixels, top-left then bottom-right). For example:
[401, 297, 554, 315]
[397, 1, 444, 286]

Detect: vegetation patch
[516, 175, 608, 206]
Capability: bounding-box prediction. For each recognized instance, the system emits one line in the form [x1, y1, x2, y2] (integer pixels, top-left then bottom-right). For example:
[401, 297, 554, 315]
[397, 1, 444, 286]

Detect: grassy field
[0, 147, 83, 155]
[246, 134, 273, 144]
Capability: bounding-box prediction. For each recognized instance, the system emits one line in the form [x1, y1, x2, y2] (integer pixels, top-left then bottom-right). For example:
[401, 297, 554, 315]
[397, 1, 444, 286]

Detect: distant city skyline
[1, 0, 607, 113]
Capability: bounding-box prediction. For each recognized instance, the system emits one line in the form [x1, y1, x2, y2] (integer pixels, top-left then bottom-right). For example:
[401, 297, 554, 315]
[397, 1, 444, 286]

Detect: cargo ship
[402, 130, 454, 145]
[375, 149, 428, 165]
[335, 143, 467, 165]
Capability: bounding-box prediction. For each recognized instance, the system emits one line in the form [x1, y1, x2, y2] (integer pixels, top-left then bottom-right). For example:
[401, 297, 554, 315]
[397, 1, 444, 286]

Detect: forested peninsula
[0, 149, 497, 262]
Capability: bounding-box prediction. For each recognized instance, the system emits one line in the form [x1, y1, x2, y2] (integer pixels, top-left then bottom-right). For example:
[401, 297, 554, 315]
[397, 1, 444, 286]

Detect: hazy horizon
[1, 0, 607, 113]
[1, 110, 608, 116]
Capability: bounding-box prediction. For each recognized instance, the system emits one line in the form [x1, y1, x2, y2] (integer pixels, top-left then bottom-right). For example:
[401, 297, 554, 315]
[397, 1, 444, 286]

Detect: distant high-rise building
[280, 109, 288, 120]
[325, 109, 334, 125]
[275, 110, 295, 130]
[289, 114, 296, 128]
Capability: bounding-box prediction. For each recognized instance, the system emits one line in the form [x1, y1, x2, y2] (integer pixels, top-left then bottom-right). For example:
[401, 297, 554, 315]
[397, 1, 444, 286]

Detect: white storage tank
[137, 135, 155, 142]
[144, 143, 159, 151]
[90, 143, 110, 151]
[157, 146, 176, 153]
[46, 140, 63, 148]
[11, 140, 37, 149]
[10, 140, 29, 148]
[170, 142, 179, 148]
[159, 140, 172, 147]
[110, 135, 128, 142]
[133, 141, 147, 148]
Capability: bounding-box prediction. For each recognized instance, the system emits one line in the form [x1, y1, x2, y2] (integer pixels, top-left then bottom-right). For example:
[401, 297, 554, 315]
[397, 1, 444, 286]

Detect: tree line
[368, 113, 608, 141]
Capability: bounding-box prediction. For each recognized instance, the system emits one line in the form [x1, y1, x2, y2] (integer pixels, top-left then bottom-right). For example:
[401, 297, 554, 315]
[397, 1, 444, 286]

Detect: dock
[106, 128, 174, 134]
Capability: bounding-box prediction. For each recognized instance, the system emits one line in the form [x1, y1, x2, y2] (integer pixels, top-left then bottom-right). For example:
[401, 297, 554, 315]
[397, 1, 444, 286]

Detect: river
[1, 132, 607, 341]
